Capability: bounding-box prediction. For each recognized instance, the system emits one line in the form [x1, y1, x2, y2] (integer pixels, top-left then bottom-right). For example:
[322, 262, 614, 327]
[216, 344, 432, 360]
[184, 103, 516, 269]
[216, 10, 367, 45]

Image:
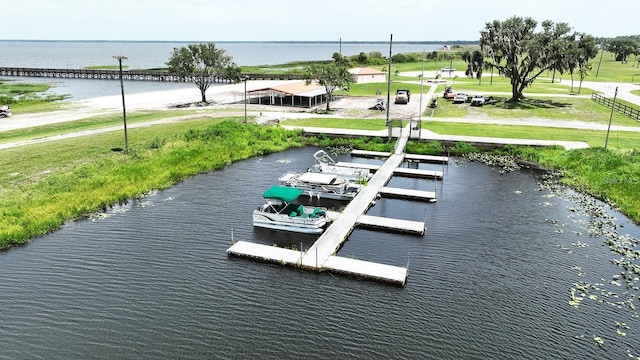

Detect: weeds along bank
[408, 141, 640, 224]
[493, 145, 640, 224]
[0, 120, 394, 250]
[0, 120, 300, 249]
[1, 119, 639, 250]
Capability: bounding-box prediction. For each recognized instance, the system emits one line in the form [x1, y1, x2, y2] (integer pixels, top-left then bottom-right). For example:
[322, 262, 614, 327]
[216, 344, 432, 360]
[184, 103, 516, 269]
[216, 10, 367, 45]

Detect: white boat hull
[278, 172, 362, 201]
[252, 212, 327, 234]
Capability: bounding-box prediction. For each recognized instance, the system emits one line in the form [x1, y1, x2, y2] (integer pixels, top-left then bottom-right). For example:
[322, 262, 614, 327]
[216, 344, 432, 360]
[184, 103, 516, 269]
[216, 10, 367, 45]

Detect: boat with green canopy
[252, 186, 331, 234]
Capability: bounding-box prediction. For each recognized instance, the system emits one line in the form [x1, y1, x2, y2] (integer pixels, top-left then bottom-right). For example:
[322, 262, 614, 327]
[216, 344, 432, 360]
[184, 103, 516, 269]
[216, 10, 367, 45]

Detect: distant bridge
[0, 67, 304, 83]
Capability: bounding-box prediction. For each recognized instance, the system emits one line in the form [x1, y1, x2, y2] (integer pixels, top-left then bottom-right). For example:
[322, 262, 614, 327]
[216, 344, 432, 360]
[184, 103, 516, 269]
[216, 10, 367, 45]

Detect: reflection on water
[0, 147, 638, 359]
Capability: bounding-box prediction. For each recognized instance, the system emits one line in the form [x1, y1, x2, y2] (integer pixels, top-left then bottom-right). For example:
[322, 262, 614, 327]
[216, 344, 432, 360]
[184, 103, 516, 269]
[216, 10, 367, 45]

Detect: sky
[3, 0, 639, 42]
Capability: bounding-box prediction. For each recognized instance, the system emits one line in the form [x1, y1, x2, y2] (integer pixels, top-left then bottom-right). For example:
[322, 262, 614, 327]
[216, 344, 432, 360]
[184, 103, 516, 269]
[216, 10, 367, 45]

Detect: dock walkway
[228, 126, 426, 286]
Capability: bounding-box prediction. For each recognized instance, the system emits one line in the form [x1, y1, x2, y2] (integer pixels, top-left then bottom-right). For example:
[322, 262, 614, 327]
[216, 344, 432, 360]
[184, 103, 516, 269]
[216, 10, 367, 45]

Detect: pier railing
[591, 92, 640, 122]
[0, 67, 304, 83]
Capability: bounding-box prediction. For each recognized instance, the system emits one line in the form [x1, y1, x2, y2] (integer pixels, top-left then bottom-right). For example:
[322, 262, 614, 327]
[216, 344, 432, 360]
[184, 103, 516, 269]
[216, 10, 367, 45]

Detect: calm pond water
[1, 147, 638, 359]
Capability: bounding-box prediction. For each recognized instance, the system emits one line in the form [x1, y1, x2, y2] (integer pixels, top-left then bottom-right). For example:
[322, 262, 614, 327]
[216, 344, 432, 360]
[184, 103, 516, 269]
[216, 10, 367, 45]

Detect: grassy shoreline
[0, 118, 393, 250]
[1, 116, 639, 250]
[2, 52, 640, 250]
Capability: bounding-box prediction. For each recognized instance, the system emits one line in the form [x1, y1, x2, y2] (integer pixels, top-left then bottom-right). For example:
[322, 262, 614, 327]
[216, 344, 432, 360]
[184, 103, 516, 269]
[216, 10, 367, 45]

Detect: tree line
[164, 16, 639, 105]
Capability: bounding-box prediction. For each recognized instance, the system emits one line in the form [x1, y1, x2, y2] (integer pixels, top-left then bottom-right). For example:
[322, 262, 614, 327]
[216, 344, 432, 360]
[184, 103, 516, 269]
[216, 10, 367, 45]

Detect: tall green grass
[0, 120, 307, 249]
[496, 146, 640, 222]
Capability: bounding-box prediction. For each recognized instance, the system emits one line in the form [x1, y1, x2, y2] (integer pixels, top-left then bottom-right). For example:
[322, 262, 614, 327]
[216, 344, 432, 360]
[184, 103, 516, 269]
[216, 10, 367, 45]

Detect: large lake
[1, 147, 638, 359]
[0, 41, 443, 100]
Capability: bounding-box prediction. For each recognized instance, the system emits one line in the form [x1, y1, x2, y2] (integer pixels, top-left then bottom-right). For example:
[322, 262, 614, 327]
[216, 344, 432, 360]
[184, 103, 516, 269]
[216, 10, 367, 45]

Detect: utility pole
[418, 50, 425, 138]
[596, 44, 605, 78]
[604, 86, 618, 150]
[113, 55, 128, 152]
[243, 75, 249, 124]
[386, 34, 393, 141]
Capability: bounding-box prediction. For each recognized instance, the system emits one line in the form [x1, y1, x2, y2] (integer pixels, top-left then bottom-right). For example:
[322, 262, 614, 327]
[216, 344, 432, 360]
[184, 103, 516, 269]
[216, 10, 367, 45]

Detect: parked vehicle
[429, 96, 438, 108]
[453, 93, 468, 104]
[369, 98, 386, 111]
[394, 89, 411, 104]
[443, 86, 455, 99]
[0, 105, 11, 118]
[470, 94, 485, 106]
[484, 96, 498, 105]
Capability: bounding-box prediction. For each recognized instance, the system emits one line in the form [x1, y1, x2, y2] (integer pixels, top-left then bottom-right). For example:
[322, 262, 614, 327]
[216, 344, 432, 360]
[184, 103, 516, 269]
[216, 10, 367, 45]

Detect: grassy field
[422, 121, 640, 150]
[0, 119, 312, 249]
[0, 110, 209, 144]
[281, 117, 640, 151]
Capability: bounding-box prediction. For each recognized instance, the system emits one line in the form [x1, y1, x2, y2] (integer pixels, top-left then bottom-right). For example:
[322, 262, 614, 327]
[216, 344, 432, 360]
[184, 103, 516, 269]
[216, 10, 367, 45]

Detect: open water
[1, 147, 638, 359]
[0, 40, 440, 100]
[0, 41, 440, 69]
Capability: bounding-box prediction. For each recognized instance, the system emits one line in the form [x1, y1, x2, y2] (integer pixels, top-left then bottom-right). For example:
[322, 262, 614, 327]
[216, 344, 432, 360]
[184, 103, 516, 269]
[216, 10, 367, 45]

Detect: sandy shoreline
[3, 78, 640, 135]
[0, 80, 303, 132]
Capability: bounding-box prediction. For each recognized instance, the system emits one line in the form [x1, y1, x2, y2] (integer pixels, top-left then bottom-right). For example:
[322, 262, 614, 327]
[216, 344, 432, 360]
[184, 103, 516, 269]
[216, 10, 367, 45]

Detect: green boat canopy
[262, 186, 303, 202]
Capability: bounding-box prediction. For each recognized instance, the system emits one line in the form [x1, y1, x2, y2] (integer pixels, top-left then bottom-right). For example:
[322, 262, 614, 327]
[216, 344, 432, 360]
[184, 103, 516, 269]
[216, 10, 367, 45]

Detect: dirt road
[2, 79, 640, 148]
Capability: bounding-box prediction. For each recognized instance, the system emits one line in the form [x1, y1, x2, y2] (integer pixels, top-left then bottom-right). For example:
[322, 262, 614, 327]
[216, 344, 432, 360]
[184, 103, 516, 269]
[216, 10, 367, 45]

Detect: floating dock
[357, 215, 425, 235]
[335, 161, 382, 171]
[379, 187, 436, 202]
[322, 256, 408, 285]
[335, 162, 443, 179]
[351, 150, 449, 164]
[393, 167, 443, 179]
[405, 153, 449, 164]
[227, 128, 442, 286]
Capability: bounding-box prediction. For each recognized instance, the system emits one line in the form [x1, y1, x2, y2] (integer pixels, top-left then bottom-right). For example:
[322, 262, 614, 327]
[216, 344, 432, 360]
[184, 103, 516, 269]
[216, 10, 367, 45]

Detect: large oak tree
[166, 43, 240, 103]
[480, 17, 574, 102]
[606, 36, 640, 63]
[303, 55, 353, 112]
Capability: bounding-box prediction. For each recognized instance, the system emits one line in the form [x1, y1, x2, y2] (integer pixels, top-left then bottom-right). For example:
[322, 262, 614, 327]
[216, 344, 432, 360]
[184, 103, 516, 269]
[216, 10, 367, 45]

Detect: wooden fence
[591, 93, 640, 122]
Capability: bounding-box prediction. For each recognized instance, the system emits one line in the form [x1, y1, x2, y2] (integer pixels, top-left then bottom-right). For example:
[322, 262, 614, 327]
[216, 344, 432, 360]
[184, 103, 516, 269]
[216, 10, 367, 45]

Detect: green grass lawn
[422, 121, 640, 150]
[281, 118, 387, 130]
[0, 110, 210, 144]
[428, 95, 640, 127]
[280, 117, 640, 151]
[0, 116, 226, 187]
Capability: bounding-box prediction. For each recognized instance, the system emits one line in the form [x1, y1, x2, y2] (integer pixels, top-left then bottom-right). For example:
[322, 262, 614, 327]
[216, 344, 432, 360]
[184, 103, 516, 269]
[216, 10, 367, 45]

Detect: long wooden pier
[227, 128, 444, 286]
[0, 67, 304, 82]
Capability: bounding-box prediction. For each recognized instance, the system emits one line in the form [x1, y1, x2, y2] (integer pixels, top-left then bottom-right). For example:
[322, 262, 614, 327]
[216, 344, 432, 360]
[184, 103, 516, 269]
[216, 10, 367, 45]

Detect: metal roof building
[246, 81, 327, 108]
[349, 67, 387, 84]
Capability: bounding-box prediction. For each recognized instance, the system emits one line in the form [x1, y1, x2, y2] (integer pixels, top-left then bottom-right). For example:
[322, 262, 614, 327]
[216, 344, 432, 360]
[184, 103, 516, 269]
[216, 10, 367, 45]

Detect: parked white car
[470, 94, 485, 106]
[453, 93, 468, 103]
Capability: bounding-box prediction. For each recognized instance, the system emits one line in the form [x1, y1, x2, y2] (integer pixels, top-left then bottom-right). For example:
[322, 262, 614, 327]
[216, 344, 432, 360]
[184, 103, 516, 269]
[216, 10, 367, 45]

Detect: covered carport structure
[246, 81, 327, 108]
